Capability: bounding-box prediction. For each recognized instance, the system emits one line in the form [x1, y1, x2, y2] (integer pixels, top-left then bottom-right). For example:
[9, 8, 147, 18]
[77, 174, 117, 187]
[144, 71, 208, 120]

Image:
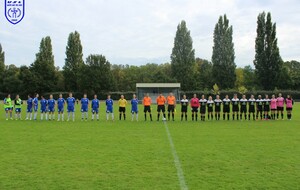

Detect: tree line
[0, 11, 300, 98]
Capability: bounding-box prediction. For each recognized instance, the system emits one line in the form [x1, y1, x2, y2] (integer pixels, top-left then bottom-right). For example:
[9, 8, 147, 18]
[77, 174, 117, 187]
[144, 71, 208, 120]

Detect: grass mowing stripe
[163, 121, 188, 190]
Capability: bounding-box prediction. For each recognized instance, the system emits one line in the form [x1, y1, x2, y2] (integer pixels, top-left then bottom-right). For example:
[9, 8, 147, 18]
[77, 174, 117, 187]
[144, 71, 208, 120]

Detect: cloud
[0, 0, 299, 68]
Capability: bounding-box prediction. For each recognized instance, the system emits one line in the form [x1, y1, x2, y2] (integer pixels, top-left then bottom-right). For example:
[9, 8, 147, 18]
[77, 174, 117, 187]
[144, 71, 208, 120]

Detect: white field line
[163, 121, 188, 190]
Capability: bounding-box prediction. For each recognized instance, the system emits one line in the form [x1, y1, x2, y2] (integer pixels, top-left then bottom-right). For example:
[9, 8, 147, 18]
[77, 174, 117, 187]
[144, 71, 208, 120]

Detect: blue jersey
[81, 98, 89, 112]
[33, 97, 39, 111]
[40, 99, 48, 111]
[66, 97, 75, 109]
[92, 99, 100, 109]
[27, 98, 33, 108]
[81, 98, 89, 109]
[57, 98, 65, 108]
[33, 97, 38, 107]
[48, 99, 55, 108]
[106, 99, 113, 112]
[131, 98, 139, 113]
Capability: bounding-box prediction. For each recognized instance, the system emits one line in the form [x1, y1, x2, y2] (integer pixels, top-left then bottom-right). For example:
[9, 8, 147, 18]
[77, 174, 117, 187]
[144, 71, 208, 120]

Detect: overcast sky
[1, 0, 299, 68]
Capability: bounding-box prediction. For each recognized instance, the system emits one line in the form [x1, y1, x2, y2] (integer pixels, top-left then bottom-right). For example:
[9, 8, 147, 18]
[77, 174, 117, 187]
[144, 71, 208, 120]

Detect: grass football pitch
[0, 103, 299, 190]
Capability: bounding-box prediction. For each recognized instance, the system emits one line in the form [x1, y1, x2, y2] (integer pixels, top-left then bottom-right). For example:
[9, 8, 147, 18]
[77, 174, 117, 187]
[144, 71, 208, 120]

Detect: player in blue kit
[33, 93, 39, 120]
[81, 94, 89, 121]
[67, 93, 76, 122]
[57, 94, 65, 121]
[40, 96, 48, 120]
[91, 94, 100, 121]
[48, 94, 55, 121]
[25, 95, 33, 120]
[106, 95, 114, 121]
[131, 94, 139, 121]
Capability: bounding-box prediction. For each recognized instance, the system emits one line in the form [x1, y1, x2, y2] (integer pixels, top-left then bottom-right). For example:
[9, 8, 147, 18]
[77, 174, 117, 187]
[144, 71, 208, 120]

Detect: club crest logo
[5, 0, 25, 24]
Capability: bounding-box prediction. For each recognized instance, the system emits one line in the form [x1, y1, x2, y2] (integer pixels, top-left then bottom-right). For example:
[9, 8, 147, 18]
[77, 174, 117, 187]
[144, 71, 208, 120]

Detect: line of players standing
[182, 93, 294, 121]
[3, 92, 294, 121]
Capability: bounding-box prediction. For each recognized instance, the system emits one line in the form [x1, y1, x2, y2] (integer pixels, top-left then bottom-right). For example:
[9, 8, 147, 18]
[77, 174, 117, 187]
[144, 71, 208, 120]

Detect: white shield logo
[5, 0, 25, 24]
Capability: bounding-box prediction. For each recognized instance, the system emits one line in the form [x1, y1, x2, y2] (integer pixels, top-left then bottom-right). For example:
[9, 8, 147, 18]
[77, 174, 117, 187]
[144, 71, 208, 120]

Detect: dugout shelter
[136, 83, 181, 104]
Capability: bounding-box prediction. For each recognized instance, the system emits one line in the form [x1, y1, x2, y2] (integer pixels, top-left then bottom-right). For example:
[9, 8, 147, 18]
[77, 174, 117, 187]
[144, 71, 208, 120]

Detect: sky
[0, 0, 299, 68]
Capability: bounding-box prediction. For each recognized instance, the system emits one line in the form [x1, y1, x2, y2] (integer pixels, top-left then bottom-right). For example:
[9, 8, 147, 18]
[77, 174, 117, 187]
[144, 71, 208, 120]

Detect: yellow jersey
[118, 99, 127, 107]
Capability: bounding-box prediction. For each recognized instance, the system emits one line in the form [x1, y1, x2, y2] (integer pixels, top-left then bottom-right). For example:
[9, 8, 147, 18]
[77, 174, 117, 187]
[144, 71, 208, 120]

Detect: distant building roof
[136, 83, 181, 88]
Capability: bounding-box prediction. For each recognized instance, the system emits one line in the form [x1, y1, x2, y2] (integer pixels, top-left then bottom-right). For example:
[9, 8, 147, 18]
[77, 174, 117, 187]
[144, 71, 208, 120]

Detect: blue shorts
[58, 107, 64, 113]
[68, 107, 74, 112]
[15, 108, 21, 113]
[131, 109, 138, 113]
[34, 106, 38, 112]
[41, 108, 47, 113]
[106, 108, 113, 113]
[48, 107, 55, 112]
[81, 108, 88, 112]
[4, 107, 12, 111]
[27, 107, 32, 112]
[92, 108, 99, 114]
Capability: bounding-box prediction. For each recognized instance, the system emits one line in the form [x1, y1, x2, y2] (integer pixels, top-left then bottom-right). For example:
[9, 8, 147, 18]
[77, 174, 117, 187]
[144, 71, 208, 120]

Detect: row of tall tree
[0, 12, 299, 97]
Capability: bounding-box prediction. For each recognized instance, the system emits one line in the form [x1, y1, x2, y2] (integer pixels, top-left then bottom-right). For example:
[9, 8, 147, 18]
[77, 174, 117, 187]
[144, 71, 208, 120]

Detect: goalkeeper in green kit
[4, 94, 13, 120]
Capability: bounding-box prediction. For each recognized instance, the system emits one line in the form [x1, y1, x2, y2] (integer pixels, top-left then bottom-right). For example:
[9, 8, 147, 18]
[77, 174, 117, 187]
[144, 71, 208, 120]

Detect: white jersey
[240, 99, 248, 106]
[207, 100, 214, 107]
[231, 98, 239, 106]
[199, 99, 207, 106]
[214, 99, 222, 107]
[223, 98, 231, 107]
[181, 99, 189, 107]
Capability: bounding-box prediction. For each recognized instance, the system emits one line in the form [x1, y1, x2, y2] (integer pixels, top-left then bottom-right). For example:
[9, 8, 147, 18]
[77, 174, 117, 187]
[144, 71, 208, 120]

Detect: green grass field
[0, 103, 299, 190]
